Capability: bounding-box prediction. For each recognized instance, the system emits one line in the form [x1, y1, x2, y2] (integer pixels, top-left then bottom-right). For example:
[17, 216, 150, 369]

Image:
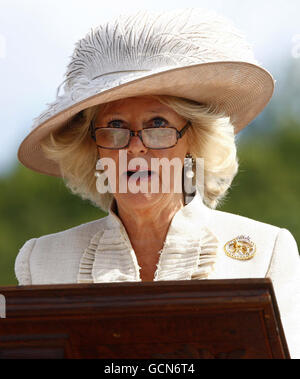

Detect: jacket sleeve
[266, 228, 300, 359]
[14, 238, 36, 285]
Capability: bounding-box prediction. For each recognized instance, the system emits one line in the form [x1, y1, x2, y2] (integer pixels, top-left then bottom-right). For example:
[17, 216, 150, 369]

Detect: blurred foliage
[222, 117, 300, 236]
[0, 116, 299, 286]
[0, 167, 106, 285]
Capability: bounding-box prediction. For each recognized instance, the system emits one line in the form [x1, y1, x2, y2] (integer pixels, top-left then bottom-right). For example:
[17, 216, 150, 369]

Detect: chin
[115, 191, 165, 208]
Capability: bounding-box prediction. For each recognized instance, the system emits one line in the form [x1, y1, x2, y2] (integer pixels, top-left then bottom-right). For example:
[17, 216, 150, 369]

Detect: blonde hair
[40, 95, 238, 211]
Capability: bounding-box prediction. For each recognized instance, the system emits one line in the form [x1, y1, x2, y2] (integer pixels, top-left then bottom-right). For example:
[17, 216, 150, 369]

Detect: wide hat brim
[18, 61, 275, 177]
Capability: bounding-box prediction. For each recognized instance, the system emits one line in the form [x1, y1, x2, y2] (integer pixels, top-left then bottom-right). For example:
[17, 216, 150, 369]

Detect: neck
[114, 193, 185, 255]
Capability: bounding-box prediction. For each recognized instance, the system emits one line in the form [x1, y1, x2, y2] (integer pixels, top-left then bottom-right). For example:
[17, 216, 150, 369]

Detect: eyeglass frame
[89, 118, 191, 150]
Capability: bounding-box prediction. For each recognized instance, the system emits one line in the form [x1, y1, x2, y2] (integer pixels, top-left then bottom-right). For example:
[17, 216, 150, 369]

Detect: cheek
[98, 148, 119, 162]
[178, 136, 189, 156]
[163, 142, 188, 162]
[97, 148, 120, 177]
[152, 146, 187, 179]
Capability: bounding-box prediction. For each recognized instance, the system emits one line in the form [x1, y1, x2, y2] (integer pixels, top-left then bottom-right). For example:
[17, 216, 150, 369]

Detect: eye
[108, 119, 125, 128]
[150, 117, 168, 128]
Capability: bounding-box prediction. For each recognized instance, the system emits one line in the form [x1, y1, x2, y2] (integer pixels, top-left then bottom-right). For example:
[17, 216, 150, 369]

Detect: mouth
[126, 170, 154, 178]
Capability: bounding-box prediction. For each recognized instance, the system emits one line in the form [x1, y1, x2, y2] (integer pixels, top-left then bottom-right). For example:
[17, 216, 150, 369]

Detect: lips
[126, 170, 153, 177]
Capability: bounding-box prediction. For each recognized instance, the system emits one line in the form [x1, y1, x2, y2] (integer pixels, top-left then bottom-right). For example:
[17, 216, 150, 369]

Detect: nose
[126, 131, 148, 155]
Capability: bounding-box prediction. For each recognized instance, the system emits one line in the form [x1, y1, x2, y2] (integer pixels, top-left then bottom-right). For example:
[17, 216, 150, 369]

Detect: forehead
[97, 96, 177, 119]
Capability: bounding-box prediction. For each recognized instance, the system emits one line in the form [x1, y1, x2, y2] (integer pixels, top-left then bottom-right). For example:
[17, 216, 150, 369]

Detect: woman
[15, 9, 299, 357]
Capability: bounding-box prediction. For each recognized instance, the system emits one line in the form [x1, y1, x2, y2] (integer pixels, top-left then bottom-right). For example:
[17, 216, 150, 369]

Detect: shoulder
[15, 215, 110, 285]
[207, 208, 299, 278]
[35, 216, 108, 246]
[211, 208, 299, 259]
[211, 209, 298, 254]
[209, 207, 282, 249]
[211, 208, 280, 234]
[28, 216, 109, 255]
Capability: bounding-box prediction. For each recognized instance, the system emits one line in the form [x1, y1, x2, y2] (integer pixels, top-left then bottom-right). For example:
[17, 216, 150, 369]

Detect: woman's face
[94, 96, 189, 209]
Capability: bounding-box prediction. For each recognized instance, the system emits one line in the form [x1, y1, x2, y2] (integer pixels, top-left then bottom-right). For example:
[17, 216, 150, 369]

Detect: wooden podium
[0, 279, 290, 359]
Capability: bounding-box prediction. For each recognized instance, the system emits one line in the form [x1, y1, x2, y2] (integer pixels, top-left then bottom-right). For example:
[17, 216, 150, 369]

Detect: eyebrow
[102, 108, 172, 118]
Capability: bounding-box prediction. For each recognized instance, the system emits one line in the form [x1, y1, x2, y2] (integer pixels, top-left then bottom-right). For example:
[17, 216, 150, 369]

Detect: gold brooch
[224, 235, 256, 261]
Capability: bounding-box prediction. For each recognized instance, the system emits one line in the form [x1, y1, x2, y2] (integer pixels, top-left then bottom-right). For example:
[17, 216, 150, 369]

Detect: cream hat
[18, 8, 275, 177]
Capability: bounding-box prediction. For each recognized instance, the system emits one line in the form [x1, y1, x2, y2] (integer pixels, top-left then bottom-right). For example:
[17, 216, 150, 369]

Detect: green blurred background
[1, 43, 300, 287]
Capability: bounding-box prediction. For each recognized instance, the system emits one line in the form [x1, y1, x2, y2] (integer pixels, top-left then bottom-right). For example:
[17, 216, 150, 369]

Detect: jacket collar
[106, 189, 213, 233]
[77, 190, 219, 283]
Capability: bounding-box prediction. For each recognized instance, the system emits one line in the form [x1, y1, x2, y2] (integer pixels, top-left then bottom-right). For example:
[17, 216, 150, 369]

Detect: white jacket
[15, 191, 300, 358]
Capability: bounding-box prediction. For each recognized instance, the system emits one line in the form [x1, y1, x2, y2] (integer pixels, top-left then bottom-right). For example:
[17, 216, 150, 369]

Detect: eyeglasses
[90, 119, 191, 150]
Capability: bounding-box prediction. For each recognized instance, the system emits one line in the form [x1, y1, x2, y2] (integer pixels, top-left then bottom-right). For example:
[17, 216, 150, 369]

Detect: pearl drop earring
[183, 153, 196, 205]
[184, 153, 195, 179]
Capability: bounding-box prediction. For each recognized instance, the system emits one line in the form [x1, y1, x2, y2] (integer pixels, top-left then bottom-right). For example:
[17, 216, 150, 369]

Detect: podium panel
[0, 279, 290, 359]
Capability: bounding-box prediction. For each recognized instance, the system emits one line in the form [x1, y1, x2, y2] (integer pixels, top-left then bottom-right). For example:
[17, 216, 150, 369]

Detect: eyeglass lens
[95, 128, 177, 148]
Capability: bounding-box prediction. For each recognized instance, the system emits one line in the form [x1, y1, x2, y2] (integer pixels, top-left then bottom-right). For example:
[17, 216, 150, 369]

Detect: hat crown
[64, 8, 257, 92]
